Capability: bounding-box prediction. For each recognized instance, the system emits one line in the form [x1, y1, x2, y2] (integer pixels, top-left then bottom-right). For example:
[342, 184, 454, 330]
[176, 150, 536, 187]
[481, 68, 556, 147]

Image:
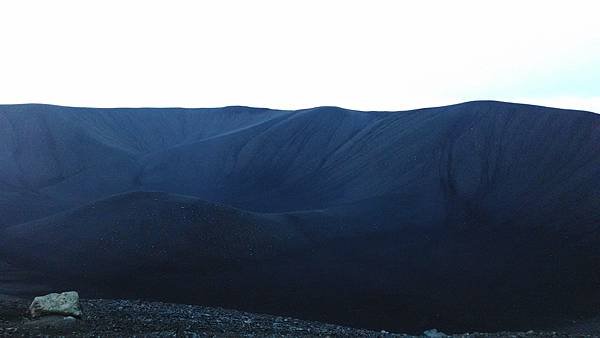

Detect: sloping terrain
[0, 296, 594, 337]
[0, 101, 599, 333]
[0, 104, 289, 226]
[0, 296, 406, 337]
[0, 191, 309, 276]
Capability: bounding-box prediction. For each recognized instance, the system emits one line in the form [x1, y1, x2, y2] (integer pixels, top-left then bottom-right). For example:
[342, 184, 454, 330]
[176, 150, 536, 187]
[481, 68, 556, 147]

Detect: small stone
[29, 291, 82, 318]
[424, 328, 447, 337]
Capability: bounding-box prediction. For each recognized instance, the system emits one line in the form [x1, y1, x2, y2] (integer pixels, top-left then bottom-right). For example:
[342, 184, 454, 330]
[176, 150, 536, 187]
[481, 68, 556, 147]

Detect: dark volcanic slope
[0, 105, 289, 226]
[0, 101, 599, 334]
[0, 191, 308, 276]
[1, 102, 598, 225]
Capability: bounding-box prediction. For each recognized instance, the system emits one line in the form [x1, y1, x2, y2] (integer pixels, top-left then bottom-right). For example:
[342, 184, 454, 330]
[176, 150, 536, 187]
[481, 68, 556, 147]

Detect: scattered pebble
[0, 297, 592, 337]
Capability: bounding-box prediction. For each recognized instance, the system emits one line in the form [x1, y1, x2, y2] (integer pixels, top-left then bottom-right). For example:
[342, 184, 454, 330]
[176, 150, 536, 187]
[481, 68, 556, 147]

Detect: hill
[0, 101, 599, 333]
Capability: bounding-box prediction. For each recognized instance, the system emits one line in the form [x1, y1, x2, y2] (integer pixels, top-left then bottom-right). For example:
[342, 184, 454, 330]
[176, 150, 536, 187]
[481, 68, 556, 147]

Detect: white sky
[0, 0, 599, 112]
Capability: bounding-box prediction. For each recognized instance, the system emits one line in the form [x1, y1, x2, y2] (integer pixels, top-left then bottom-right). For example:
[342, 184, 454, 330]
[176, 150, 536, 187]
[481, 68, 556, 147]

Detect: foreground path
[0, 295, 584, 337]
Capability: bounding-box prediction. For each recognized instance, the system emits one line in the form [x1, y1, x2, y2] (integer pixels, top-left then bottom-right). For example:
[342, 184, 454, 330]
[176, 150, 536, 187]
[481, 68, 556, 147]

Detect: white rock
[424, 328, 447, 337]
[29, 291, 82, 318]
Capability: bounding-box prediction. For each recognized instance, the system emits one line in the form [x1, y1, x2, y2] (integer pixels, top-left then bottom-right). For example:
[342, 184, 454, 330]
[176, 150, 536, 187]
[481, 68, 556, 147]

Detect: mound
[0, 191, 309, 276]
[0, 101, 599, 333]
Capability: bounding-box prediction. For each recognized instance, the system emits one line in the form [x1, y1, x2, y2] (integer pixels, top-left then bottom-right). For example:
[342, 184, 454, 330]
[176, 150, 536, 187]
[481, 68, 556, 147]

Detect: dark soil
[0, 295, 590, 337]
[0, 296, 405, 337]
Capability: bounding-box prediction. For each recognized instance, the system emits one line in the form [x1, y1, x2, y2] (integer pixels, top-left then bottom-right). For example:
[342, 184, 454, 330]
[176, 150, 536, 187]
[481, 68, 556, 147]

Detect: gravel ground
[0, 295, 589, 337]
[0, 296, 405, 337]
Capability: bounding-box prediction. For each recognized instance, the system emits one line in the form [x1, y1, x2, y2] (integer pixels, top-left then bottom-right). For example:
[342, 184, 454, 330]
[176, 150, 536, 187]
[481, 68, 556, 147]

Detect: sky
[0, 0, 598, 112]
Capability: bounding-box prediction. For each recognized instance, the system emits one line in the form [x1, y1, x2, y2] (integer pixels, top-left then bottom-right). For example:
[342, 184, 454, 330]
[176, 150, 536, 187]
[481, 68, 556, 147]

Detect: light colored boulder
[424, 328, 447, 337]
[29, 291, 82, 318]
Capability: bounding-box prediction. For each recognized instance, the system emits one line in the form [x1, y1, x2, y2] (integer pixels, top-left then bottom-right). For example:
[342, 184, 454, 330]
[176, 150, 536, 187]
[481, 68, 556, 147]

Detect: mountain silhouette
[0, 101, 599, 333]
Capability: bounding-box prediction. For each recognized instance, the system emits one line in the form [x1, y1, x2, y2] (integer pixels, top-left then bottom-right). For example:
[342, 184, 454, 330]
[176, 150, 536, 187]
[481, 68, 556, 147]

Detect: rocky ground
[0, 294, 593, 337]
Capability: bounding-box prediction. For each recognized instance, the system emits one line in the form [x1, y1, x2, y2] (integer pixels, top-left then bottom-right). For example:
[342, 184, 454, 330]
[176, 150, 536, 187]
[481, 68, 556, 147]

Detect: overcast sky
[1, 0, 598, 112]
